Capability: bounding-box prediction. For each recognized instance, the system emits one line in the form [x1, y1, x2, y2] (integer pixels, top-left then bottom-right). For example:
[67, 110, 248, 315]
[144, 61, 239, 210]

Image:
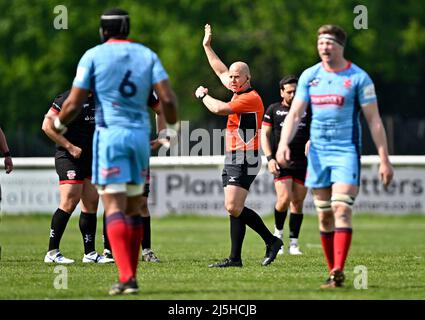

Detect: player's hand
[195, 86, 208, 99]
[276, 144, 292, 168]
[4, 156, 13, 174]
[68, 145, 82, 159]
[203, 24, 212, 47]
[151, 138, 170, 150]
[379, 160, 394, 187]
[267, 159, 280, 177]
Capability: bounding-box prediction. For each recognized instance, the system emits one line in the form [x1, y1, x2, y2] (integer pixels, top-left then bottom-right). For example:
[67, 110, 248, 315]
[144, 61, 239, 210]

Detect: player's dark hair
[317, 25, 347, 47]
[279, 75, 298, 89]
[99, 8, 130, 42]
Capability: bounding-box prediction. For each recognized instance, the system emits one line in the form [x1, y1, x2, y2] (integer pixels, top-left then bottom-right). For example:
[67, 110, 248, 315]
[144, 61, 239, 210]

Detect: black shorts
[274, 166, 307, 185]
[222, 153, 261, 191]
[55, 150, 92, 184]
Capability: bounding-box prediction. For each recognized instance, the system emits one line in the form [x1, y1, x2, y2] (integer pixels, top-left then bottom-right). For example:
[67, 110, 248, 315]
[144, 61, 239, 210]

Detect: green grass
[0, 213, 425, 300]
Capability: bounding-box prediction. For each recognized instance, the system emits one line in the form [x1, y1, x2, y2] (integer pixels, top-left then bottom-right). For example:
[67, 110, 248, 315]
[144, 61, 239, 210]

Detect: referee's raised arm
[202, 24, 229, 88]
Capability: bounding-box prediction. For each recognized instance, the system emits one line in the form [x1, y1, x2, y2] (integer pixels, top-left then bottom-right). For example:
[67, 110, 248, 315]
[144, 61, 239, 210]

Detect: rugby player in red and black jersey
[261, 75, 311, 256]
[195, 24, 282, 268]
[42, 90, 112, 264]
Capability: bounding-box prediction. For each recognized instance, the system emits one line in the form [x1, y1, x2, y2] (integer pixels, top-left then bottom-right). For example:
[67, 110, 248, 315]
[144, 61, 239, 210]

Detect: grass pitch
[0, 213, 424, 300]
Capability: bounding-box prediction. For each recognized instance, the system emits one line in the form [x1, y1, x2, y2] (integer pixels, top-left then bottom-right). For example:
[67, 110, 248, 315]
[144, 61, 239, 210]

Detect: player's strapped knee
[97, 183, 144, 196]
[97, 184, 127, 195]
[331, 193, 355, 208]
[313, 198, 332, 212]
[127, 184, 144, 197]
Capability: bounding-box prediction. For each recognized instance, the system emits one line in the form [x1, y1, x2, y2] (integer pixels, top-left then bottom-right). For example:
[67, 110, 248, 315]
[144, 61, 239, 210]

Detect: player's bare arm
[59, 87, 89, 126]
[42, 109, 82, 159]
[362, 102, 394, 186]
[276, 99, 308, 166]
[150, 102, 170, 150]
[153, 79, 178, 124]
[202, 24, 230, 88]
[260, 125, 279, 177]
[195, 86, 232, 115]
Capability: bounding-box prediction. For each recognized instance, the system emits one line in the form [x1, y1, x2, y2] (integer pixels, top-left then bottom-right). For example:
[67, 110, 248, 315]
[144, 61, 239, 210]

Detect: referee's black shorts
[222, 151, 261, 191]
[55, 149, 92, 184]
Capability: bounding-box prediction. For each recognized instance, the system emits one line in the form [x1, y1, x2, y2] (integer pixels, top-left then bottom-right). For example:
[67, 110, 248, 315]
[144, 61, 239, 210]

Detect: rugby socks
[48, 208, 71, 251]
[79, 212, 97, 254]
[141, 216, 151, 249]
[106, 212, 133, 283]
[289, 213, 304, 239]
[103, 212, 111, 252]
[126, 215, 144, 276]
[333, 228, 353, 271]
[274, 208, 287, 231]
[229, 215, 246, 261]
[320, 231, 335, 271]
[239, 207, 275, 244]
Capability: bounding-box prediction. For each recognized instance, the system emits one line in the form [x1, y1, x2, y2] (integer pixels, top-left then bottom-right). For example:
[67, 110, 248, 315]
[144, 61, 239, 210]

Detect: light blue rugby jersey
[73, 39, 169, 129]
[295, 62, 377, 150]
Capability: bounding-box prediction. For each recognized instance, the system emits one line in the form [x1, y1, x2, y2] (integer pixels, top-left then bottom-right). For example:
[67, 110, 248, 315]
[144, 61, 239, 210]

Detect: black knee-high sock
[274, 208, 288, 230]
[289, 213, 304, 239]
[239, 207, 274, 244]
[79, 212, 97, 254]
[48, 208, 71, 251]
[229, 215, 246, 261]
[141, 216, 151, 249]
[103, 212, 111, 251]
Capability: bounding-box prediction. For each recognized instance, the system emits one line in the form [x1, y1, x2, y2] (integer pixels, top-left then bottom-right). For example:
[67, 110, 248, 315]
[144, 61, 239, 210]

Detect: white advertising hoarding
[1, 158, 423, 215]
[147, 167, 423, 216]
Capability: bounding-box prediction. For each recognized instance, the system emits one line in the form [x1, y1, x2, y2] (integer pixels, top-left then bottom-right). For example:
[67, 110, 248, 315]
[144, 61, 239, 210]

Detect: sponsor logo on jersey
[344, 79, 352, 88]
[101, 167, 121, 177]
[66, 170, 77, 180]
[276, 110, 288, 116]
[309, 78, 321, 86]
[363, 84, 376, 100]
[311, 94, 344, 107]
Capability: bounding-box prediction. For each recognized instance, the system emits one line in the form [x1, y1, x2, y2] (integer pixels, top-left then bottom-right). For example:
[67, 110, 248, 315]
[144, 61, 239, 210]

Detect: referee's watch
[266, 155, 274, 162]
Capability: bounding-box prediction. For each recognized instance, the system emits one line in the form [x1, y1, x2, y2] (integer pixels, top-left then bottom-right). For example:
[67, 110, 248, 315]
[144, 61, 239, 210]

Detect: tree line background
[0, 0, 424, 156]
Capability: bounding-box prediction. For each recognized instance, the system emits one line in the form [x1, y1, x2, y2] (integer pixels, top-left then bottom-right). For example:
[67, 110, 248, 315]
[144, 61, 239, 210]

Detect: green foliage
[0, 1, 424, 155]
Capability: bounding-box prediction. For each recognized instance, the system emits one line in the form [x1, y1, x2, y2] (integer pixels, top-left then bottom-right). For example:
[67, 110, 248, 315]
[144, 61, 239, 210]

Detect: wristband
[3, 151, 10, 158]
[54, 117, 66, 133]
[266, 155, 274, 162]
